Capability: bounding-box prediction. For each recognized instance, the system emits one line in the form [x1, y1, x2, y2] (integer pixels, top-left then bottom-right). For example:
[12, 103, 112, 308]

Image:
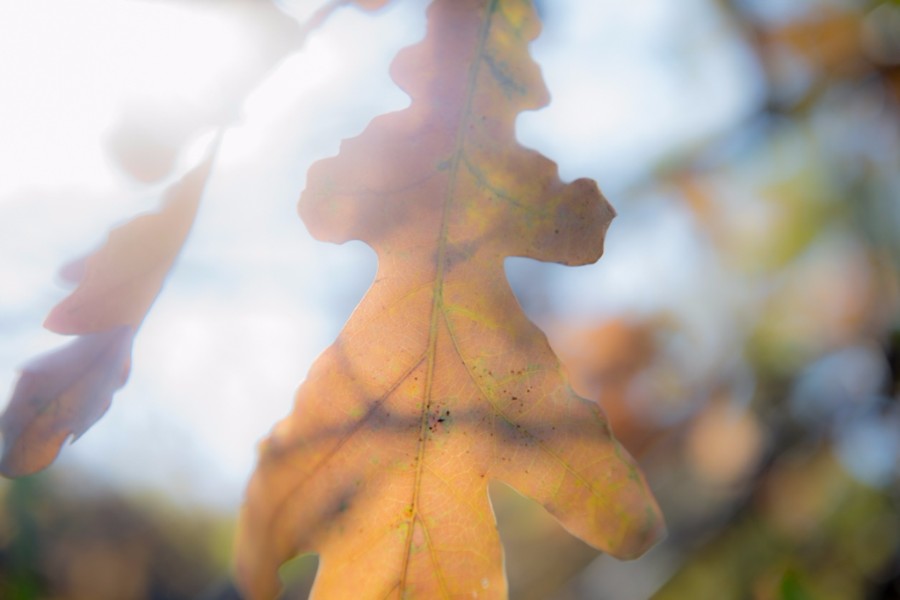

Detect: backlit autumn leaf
[0, 149, 214, 477]
[235, 1, 664, 598]
[0, 327, 133, 478]
[44, 153, 213, 336]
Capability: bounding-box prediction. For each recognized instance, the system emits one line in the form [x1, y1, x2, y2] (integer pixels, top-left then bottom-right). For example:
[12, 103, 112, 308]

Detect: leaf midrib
[399, 0, 501, 597]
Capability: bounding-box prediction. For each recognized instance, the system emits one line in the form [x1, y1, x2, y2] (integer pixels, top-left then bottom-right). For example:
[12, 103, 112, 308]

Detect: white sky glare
[0, 0, 755, 509]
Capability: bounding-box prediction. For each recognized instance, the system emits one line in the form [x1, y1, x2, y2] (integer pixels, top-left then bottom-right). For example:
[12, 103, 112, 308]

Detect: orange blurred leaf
[0, 327, 132, 477]
[766, 11, 864, 75]
[555, 318, 672, 458]
[353, 0, 391, 10]
[235, 1, 664, 598]
[0, 149, 215, 477]
[45, 153, 213, 335]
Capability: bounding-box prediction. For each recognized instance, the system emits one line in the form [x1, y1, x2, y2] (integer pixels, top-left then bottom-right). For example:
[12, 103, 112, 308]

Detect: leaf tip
[0, 417, 69, 479]
[42, 306, 75, 335]
[0, 327, 134, 478]
[616, 502, 667, 560]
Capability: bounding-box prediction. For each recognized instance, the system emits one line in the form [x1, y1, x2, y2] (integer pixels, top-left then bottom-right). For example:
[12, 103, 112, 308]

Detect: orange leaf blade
[237, 1, 663, 598]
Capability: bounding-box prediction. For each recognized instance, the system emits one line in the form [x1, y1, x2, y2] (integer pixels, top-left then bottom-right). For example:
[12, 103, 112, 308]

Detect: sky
[0, 0, 759, 511]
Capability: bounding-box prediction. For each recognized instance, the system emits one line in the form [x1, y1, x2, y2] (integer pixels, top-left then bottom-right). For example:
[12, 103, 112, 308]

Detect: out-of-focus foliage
[0, 473, 232, 599]
[647, 0, 900, 595]
[0, 152, 214, 478]
[655, 450, 900, 600]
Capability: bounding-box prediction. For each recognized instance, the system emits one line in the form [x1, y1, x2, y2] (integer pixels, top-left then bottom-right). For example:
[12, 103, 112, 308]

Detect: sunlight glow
[222, 34, 344, 164]
[0, 0, 244, 198]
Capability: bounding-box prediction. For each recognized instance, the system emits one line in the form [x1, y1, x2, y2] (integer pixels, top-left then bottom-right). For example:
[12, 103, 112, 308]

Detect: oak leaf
[0, 151, 213, 477]
[235, 1, 664, 598]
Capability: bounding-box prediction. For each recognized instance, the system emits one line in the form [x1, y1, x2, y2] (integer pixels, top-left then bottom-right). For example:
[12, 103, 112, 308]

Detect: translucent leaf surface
[235, 1, 664, 598]
[0, 152, 213, 477]
[0, 327, 132, 477]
